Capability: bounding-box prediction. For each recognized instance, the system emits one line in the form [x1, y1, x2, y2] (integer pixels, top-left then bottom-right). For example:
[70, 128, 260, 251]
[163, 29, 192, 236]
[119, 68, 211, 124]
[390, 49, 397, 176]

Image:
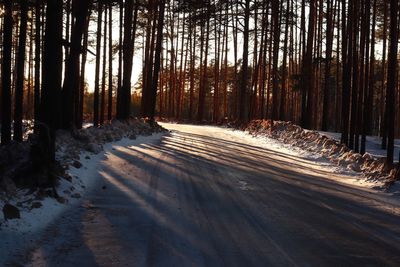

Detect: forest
[0, 0, 399, 180]
[2, 1, 400, 265]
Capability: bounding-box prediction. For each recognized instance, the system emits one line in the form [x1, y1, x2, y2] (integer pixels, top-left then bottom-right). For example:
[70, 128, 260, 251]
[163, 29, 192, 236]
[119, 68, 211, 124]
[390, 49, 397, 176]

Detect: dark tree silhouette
[1, 0, 13, 145]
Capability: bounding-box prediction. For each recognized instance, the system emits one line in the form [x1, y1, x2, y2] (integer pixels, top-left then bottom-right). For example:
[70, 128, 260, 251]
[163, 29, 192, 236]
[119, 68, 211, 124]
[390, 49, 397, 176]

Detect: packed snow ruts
[242, 120, 398, 187]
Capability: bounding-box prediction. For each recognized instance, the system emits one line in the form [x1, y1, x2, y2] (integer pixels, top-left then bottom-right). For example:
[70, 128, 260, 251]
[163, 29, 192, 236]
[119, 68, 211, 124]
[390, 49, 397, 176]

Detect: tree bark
[100, 7, 108, 125]
[149, 0, 166, 121]
[61, 0, 92, 129]
[41, 0, 63, 163]
[322, 0, 334, 131]
[385, 0, 398, 164]
[301, 0, 315, 129]
[93, 2, 103, 126]
[108, 3, 113, 121]
[34, 0, 41, 131]
[1, 0, 13, 145]
[239, 0, 250, 123]
[117, 0, 139, 120]
[14, 0, 28, 142]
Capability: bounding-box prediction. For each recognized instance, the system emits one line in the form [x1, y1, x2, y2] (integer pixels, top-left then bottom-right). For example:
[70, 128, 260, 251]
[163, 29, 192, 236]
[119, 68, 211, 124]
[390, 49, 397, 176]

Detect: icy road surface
[16, 124, 400, 266]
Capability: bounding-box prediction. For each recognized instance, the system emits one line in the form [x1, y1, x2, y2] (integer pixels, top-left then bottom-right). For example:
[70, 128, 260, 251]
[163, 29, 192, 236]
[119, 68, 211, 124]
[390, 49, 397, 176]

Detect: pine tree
[1, 0, 13, 145]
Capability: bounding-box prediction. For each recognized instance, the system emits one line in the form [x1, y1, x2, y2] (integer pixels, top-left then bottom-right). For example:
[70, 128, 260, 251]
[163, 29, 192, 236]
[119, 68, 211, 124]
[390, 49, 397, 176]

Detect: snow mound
[244, 120, 398, 186]
[56, 118, 165, 167]
[0, 119, 166, 231]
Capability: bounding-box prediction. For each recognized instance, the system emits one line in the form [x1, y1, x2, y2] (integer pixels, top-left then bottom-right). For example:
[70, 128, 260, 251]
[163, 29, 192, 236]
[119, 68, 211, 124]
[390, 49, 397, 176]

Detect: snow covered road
[12, 123, 400, 266]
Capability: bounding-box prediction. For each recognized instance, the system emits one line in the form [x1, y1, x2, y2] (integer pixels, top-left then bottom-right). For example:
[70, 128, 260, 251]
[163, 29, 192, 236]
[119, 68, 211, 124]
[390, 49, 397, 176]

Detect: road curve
[20, 124, 400, 266]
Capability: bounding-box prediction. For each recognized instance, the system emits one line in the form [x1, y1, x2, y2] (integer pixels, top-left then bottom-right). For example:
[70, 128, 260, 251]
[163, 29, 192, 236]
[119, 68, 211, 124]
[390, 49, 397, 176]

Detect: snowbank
[243, 120, 398, 187]
[0, 119, 166, 231]
[319, 130, 400, 163]
[0, 133, 165, 266]
[56, 118, 164, 167]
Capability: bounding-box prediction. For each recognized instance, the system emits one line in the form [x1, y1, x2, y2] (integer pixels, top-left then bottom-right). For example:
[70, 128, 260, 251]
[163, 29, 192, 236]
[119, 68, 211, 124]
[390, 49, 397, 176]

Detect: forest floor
[2, 123, 400, 266]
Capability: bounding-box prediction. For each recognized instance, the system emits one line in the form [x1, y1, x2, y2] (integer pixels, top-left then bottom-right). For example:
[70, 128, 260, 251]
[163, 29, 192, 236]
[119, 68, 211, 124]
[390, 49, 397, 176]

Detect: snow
[0, 133, 165, 266]
[0, 119, 35, 141]
[0, 118, 165, 266]
[242, 120, 398, 188]
[159, 122, 367, 187]
[1, 120, 399, 265]
[0, 133, 165, 254]
[161, 123, 400, 205]
[229, 129, 372, 187]
[1, 122, 400, 265]
[319, 131, 400, 163]
[56, 119, 164, 167]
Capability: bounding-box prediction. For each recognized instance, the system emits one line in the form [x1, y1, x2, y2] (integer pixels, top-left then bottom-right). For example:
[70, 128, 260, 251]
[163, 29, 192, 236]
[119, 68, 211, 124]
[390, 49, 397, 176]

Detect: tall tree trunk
[108, 4, 113, 121]
[341, 0, 351, 145]
[65, 0, 71, 61]
[381, 1, 388, 148]
[301, 0, 315, 128]
[197, 8, 210, 122]
[168, 6, 176, 118]
[271, 0, 280, 121]
[260, 1, 270, 119]
[385, 0, 398, 164]
[322, 0, 333, 131]
[142, 0, 155, 117]
[34, 0, 42, 131]
[239, 0, 250, 123]
[117, 0, 123, 115]
[266, 19, 273, 120]
[279, 0, 290, 121]
[349, 0, 359, 150]
[27, 19, 34, 119]
[78, 23, 89, 129]
[355, 0, 365, 152]
[223, 4, 229, 119]
[117, 0, 139, 120]
[213, 5, 221, 123]
[41, 0, 63, 164]
[335, 0, 341, 132]
[176, 12, 186, 120]
[93, 2, 103, 126]
[188, 16, 195, 120]
[1, 0, 13, 145]
[149, 0, 166, 121]
[14, 0, 28, 142]
[100, 8, 108, 125]
[62, 0, 92, 129]
[361, 0, 373, 154]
